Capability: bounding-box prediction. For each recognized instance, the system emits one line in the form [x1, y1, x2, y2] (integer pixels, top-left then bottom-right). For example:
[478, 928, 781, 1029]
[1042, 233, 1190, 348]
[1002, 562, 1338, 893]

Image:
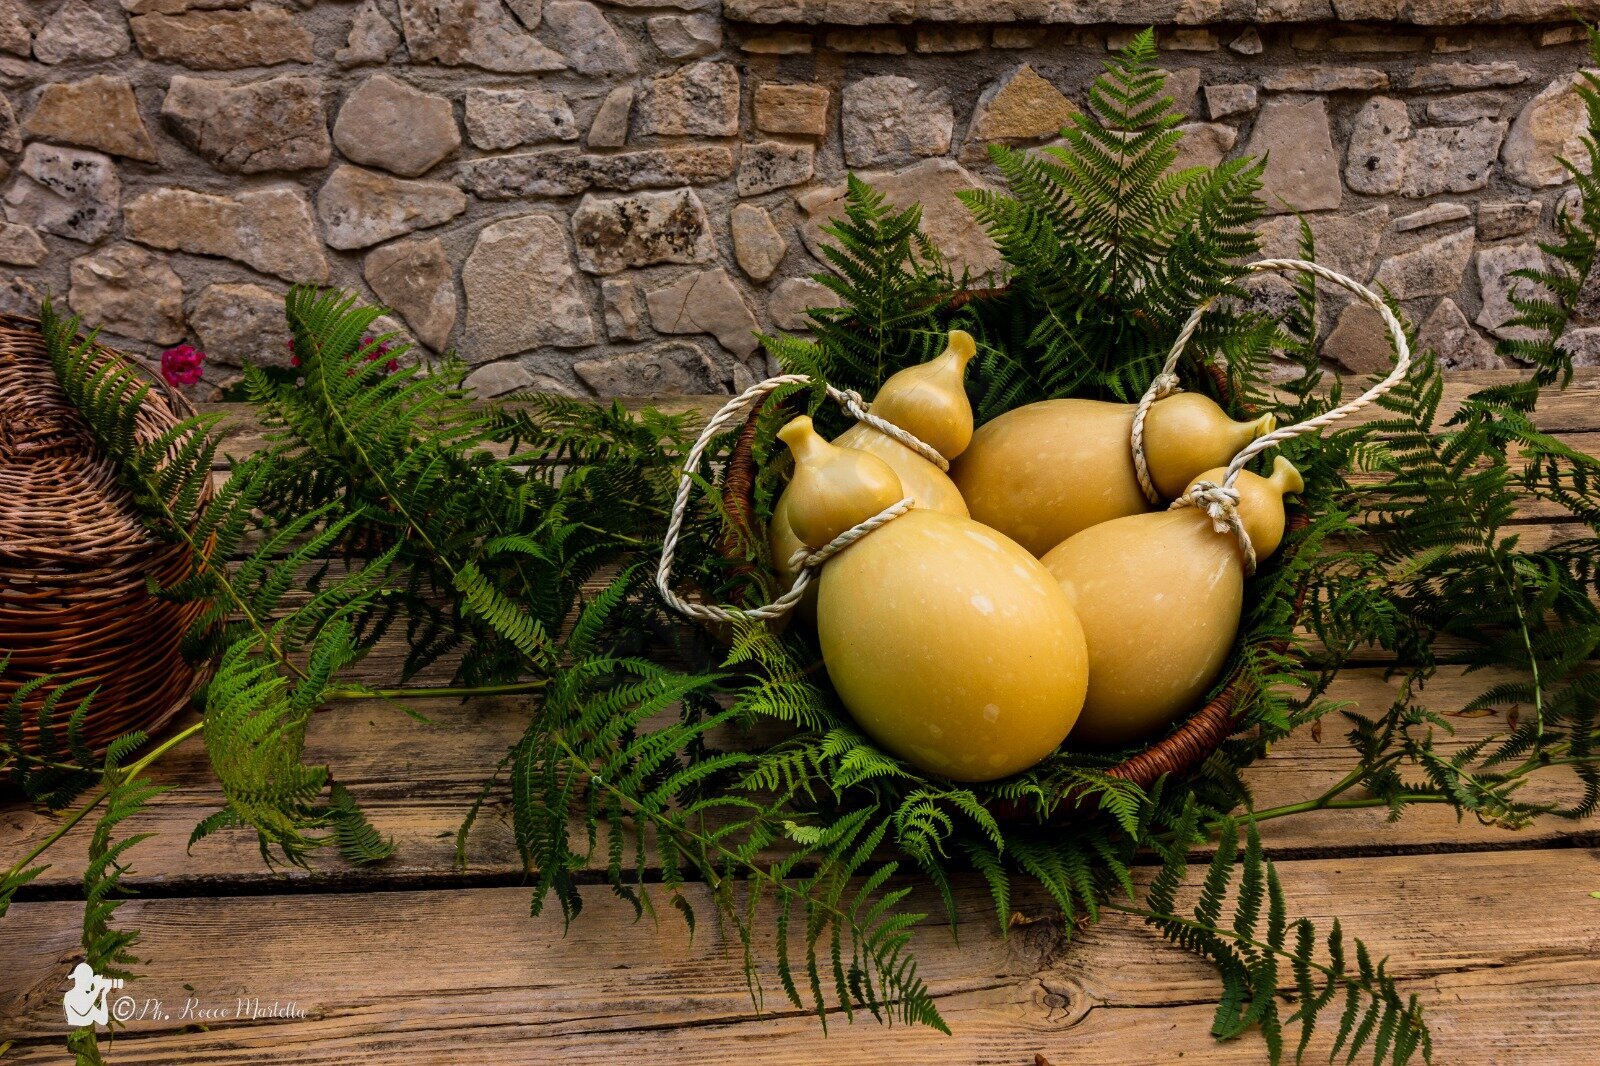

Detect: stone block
[364, 237, 457, 352]
[317, 165, 467, 251]
[1476, 242, 1549, 340]
[190, 283, 293, 368]
[731, 203, 787, 282]
[638, 61, 741, 137]
[68, 243, 184, 345]
[648, 14, 720, 59]
[1503, 72, 1595, 188]
[841, 76, 953, 168]
[123, 185, 329, 283]
[162, 75, 330, 175]
[1417, 296, 1501, 370]
[1246, 97, 1342, 213]
[1477, 201, 1542, 240]
[334, 74, 460, 178]
[463, 214, 595, 360]
[574, 341, 728, 396]
[130, 9, 314, 70]
[769, 276, 841, 330]
[24, 75, 157, 162]
[4, 144, 120, 245]
[754, 83, 829, 138]
[1372, 228, 1474, 300]
[34, 0, 129, 65]
[601, 277, 645, 341]
[570, 188, 715, 275]
[1203, 83, 1256, 120]
[465, 88, 579, 151]
[737, 141, 813, 196]
[544, 1, 635, 75]
[645, 267, 760, 357]
[459, 146, 736, 199]
[398, 0, 566, 72]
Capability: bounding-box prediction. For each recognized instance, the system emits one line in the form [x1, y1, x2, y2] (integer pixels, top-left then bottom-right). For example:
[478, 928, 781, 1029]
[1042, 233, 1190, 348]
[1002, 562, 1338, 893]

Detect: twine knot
[1148, 371, 1182, 400]
[1170, 480, 1257, 576]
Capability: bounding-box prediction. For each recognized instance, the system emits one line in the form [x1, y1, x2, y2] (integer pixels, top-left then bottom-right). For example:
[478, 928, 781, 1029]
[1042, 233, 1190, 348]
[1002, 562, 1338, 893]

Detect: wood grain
[2, 848, 1596, 1064]
[3, 372, 1598, 1063]
[2, 666, 1590, 896]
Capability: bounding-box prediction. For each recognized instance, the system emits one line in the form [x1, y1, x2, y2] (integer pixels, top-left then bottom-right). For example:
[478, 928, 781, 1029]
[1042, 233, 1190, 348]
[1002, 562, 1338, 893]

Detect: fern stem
[1, 721, 203, 887]
[1237, 792, 1453, 824]
[1226, 759, 1378, 828]
[0, 753, 102, 776]
[305, 346, 454, 578]
[322, 680, 548, 702]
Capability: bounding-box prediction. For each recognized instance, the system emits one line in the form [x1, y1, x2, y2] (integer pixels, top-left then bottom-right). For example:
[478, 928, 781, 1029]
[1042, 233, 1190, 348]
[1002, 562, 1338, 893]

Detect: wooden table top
[3, 369, 1599, 1064]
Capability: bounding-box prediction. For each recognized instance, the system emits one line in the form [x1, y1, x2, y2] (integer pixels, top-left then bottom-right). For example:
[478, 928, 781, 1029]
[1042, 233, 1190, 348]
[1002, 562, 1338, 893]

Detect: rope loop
[1134, 257, 1413, 566]
[836, 387, 949, 471]
[656, 376, 933, 624]
[785, 497, 915, 574]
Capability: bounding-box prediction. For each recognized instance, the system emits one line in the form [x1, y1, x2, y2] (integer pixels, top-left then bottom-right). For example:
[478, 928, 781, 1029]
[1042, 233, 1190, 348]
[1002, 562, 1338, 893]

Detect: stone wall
[2, 1, 1600, 398]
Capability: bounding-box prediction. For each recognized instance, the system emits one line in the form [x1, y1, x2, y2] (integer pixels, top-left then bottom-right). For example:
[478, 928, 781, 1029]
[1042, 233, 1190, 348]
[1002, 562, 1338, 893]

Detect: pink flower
[160, 344, 205, 387]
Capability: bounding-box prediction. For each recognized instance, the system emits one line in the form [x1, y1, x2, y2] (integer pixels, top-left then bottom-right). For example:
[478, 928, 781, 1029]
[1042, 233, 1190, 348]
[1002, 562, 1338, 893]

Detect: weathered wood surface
[3, 372, 1599, 1063]
[0, 665, 1592, 897]
[2, 849, 1597, 1064]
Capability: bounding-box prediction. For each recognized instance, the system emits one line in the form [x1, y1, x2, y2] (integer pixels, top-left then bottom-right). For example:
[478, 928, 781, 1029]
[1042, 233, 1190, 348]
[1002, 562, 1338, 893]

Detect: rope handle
[655, 375, 936, 624]
[659, 257, 1411, 617]
[1133, 257, 1413, 574]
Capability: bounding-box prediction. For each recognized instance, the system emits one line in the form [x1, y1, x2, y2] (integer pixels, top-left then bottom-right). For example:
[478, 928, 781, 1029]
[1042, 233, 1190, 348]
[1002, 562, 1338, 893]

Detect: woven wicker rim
[0, 313, 212, 757]
[716, 364, 1309, 800]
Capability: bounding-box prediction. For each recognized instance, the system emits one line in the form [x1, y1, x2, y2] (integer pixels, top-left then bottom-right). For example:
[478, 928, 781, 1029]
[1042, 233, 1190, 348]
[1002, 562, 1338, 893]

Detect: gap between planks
[1, 847, 1596, 1065]
[2, 665, 1590, 899]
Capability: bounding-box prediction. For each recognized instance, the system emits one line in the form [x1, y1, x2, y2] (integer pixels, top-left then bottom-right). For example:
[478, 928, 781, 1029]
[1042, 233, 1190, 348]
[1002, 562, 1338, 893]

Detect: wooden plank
[4, 666, 1590, 895]
[1, 848, 1596, 1063]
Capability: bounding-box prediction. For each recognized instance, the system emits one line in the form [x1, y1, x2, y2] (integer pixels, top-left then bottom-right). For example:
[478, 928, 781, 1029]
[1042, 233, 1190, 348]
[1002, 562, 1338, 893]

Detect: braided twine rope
[1130, 258, 1412, 575]
[655, 376, 938, 624]
[660, 257, 1410, 622]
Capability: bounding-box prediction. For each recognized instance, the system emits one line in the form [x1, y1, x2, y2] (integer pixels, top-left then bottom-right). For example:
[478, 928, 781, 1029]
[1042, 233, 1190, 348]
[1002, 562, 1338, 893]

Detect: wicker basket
[717, 367, 1309, 797]
[0, 313, 211, 756]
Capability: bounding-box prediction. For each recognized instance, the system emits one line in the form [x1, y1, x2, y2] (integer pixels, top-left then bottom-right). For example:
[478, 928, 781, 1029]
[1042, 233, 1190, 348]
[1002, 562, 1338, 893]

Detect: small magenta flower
[160, 343, 205, 387]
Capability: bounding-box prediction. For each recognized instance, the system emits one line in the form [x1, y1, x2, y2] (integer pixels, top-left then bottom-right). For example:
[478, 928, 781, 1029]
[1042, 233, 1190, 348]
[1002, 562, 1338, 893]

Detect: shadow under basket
[0, 313, 212, 758]
[716, 385, 1310, 802]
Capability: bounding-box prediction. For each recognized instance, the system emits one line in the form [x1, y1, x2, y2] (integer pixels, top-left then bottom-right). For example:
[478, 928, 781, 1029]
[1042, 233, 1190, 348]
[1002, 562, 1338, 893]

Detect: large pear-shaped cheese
[951, 395, 1273, 557]
[1040, 457, 1303, 748]
[818, 509, 1088, 781]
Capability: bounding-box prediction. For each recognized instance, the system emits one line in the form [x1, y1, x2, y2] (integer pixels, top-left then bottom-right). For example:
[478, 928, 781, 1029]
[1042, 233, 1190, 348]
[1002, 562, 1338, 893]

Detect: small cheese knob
[777, 416, 904, 550]
[1143, 393, 1277, 501]
[868, 329, 978, 461]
